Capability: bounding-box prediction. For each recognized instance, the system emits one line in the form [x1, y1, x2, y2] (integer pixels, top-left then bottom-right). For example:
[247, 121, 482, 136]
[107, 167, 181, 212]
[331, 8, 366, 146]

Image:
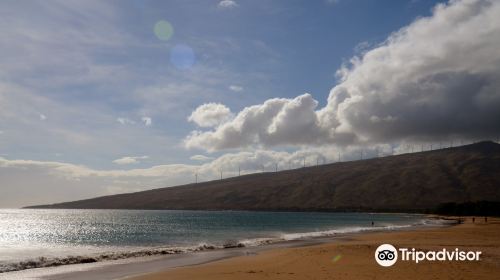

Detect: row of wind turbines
[193, 138, 498, 183]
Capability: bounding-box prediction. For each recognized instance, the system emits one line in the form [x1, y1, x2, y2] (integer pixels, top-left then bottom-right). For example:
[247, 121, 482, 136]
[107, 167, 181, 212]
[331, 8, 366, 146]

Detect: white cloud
[184, 94, 327, 151]
[319, 0, 500, 144]
[141, 116, 152, 126]
[0, 156, 198, 207]
[229, 85, 243, 92]
[39, 114, 47, 121]
[185, 0, 500, 152]
[112, 156, 149, 165]
[117, 117, 135, 125]
[188, 103, 233, 128]
[0, 145, 371, 182]
[190, 154, 214, 161]
[218, 0, 238, 9]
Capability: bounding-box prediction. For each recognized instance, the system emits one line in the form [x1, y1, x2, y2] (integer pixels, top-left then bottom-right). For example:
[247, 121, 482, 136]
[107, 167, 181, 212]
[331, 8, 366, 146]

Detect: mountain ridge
[26, 141, 500, 212]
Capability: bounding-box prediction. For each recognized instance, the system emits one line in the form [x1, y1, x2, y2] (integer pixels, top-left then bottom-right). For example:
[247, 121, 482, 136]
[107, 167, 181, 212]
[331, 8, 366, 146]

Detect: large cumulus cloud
[185, 0, 500, 152]
[185, 94, 328, 151]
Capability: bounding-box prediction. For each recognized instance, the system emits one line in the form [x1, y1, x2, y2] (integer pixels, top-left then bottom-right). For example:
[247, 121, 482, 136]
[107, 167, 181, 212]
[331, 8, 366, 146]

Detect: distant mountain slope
[27, 141, 500, 211]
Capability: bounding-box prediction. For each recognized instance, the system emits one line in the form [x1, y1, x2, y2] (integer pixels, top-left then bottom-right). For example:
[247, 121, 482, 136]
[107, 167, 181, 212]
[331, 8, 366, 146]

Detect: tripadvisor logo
[375, 244, 398, 267]
[375, 244, 481, 267]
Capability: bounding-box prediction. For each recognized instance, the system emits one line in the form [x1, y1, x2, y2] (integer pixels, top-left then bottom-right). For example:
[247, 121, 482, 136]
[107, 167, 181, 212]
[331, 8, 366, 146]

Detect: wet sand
[127, 217, 500, 280]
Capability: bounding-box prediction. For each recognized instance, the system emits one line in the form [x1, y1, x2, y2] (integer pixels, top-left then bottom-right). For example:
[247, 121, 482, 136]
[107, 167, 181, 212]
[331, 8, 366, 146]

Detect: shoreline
[0, 215, 452, 280]
[2, 237, 337, 280]
[125, 217, 499, 280]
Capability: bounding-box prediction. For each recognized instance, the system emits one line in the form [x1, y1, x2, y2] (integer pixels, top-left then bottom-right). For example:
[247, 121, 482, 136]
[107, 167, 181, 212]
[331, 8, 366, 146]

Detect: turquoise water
[0, 209, 432, 273]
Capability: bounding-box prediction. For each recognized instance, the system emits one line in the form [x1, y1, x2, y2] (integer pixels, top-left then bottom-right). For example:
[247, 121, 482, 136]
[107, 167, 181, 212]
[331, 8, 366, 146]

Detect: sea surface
[0, 209, 440, 273]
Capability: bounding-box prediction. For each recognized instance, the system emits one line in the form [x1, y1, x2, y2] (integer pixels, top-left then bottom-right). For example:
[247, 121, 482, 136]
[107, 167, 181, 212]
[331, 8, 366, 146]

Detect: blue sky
[0, 0, 438, 168]
[1, 0, 499, 207]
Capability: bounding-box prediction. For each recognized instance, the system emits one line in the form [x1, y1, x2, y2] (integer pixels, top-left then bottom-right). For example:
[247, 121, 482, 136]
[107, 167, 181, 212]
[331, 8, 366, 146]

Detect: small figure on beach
[472, 217, 475, 223]
[485, 216, 488, 223]
[371, 221, 374, 226]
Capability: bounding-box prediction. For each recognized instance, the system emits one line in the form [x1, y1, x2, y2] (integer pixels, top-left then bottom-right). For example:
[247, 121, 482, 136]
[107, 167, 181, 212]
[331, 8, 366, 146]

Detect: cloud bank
[190, 155, 214, 161]
[185, 0, 500, 152]
[0, 146, 347, 207]
[0, 139, 447, 208]
[113, 156, 149, 165]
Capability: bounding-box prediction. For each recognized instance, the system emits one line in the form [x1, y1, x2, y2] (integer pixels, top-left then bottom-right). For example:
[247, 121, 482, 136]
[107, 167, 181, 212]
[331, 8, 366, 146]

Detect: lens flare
[154, 20, 174, 41]
[331, 254, 342, 263]
[170, 44, 196, 70]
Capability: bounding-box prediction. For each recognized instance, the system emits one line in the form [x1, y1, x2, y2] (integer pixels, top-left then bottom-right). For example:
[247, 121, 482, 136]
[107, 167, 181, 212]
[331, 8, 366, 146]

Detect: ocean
[0, 209, 439, 274]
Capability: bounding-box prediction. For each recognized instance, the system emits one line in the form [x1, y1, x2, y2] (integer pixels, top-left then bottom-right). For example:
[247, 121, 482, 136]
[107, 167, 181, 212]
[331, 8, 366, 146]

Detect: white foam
[279, 221, 434, 241]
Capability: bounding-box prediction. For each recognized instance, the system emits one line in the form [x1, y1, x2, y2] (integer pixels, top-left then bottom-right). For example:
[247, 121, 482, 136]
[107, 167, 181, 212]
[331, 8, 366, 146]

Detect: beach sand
[127, 217, 500, 280]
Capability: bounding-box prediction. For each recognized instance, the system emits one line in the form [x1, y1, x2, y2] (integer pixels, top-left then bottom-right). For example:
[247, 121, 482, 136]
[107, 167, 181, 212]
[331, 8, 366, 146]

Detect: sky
[1, 0, 499, 208]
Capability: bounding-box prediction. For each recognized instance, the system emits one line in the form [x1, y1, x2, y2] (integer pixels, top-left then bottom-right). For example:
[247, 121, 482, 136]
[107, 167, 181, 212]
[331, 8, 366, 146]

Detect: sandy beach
[126, 217, 500, 280]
